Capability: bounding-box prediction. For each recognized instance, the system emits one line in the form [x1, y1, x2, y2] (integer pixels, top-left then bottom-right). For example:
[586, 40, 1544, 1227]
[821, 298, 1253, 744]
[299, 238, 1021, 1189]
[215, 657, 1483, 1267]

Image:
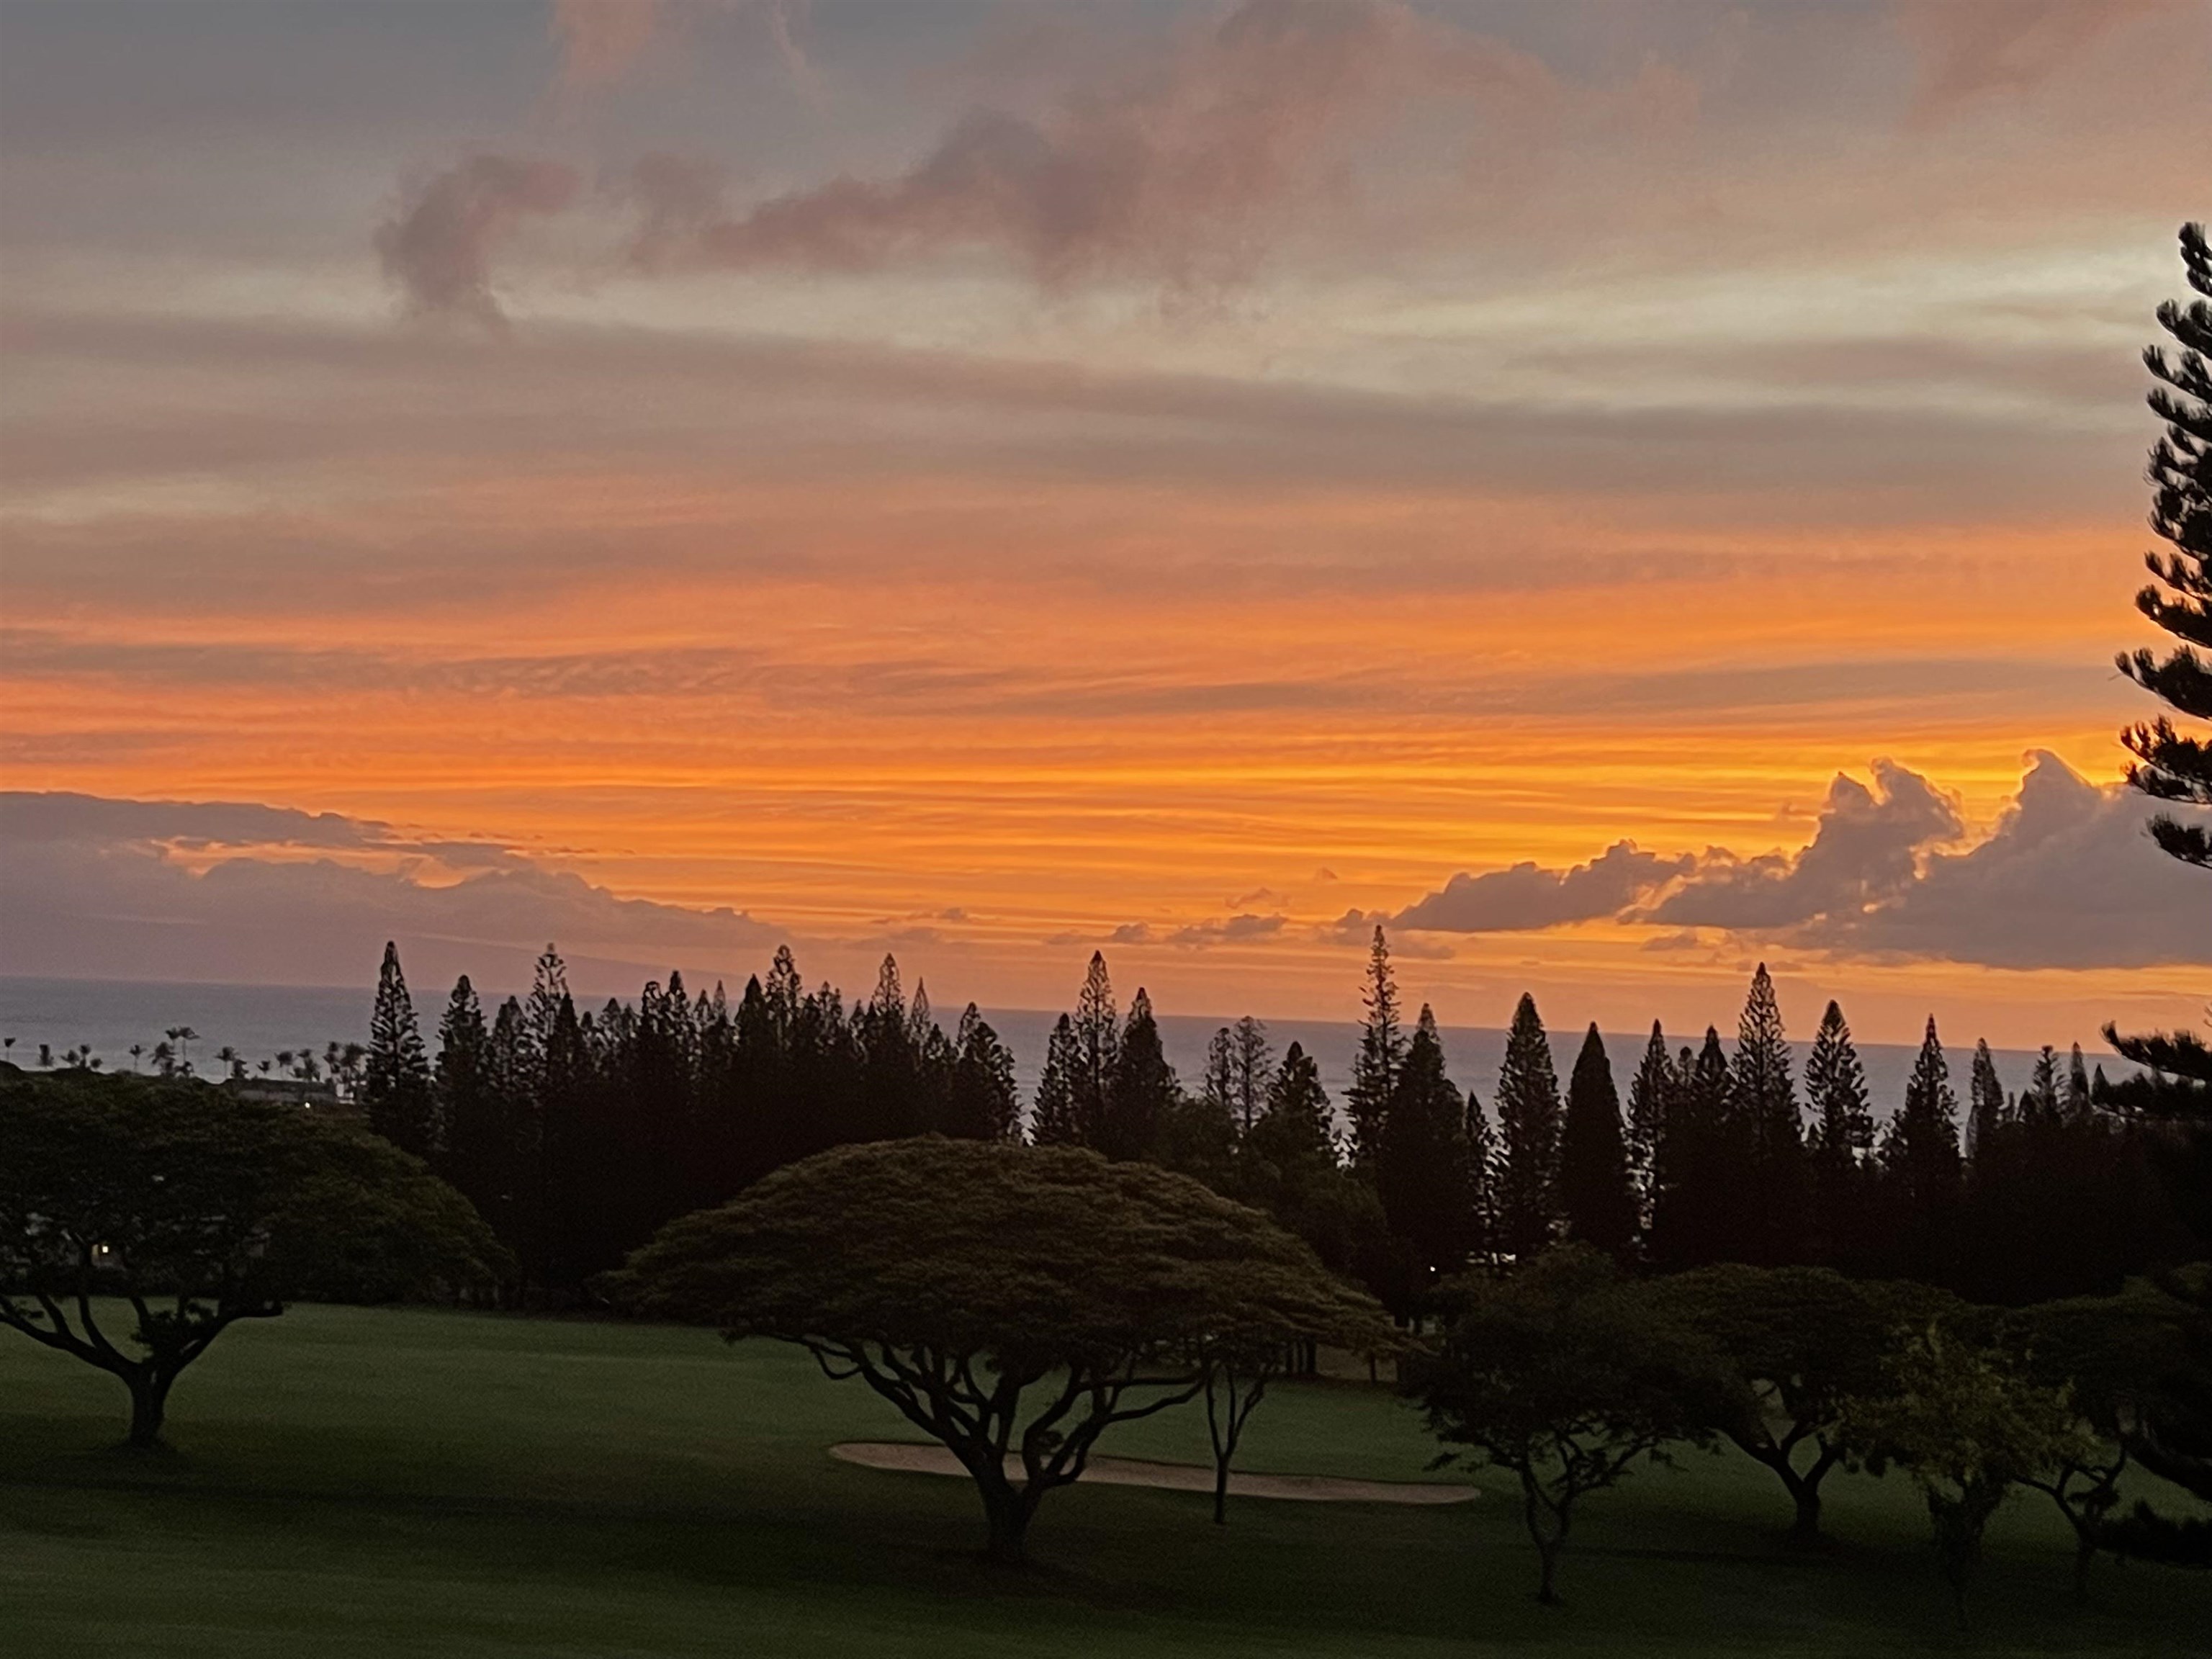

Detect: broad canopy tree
[0, 1071, 503, 1447]
[1413, 1246, 1729, 1605]
[1844, 1327, 2090, 1626]
[612, 1136, 1393, 1563]
[1651, 1264, 1960, 1543]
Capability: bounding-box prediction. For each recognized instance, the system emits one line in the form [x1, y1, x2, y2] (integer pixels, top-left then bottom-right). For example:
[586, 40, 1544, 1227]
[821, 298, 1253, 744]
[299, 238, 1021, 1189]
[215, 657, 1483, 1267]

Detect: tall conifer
[2065, 1044, 2095, 1123]
[2118, 221, 2212, 868]
[1031, 1015, 1082, 1146]
[1347, 926, 1403, 1165]
[1102, 987, 1178, 1162]
[1804, 999, 1873, 1268]
[1966, 1039, 2007, 1161]
[1881, 1016, 1963, 1280]
[1559, 1024, 1636, 1258]
[948, 1004, 1019, 1141]
[1495, 992, 1563, 1259]
[1730, 964, 1804, 1262]
[364, 940, 436, 1158]
[1625, 1020, 1671, 1233]
[434, 974, 496, 1208]
[1464, 1086, 1498, 1265]
[1377, 1006, 1476, 1296]
[1072, 952, 1120, 1145]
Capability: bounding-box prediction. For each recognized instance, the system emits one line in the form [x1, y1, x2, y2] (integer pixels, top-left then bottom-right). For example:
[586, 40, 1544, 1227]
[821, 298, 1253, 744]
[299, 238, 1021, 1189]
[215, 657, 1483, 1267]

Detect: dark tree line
[361, 943, 1017, 1291]
[353, 928, 2200, 1313]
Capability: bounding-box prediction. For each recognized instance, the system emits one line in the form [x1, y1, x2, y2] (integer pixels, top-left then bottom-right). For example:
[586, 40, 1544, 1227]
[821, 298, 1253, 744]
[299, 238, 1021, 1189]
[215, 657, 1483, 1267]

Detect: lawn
[1, 1304, 2204, 1656]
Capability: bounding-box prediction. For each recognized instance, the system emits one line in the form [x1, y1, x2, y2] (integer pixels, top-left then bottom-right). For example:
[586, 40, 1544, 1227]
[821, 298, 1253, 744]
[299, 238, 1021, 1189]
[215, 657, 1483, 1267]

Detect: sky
[1, 0, 2208, 1050]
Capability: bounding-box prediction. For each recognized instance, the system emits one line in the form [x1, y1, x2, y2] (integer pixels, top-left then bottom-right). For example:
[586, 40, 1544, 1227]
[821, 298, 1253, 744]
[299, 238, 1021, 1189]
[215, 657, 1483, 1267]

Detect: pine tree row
[361, 941, 1017, 1292]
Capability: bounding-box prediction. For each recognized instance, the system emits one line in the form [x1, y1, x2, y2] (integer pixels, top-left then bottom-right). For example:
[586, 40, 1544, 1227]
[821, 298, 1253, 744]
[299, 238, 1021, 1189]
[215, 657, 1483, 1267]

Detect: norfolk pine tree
[1376, 1007, 1477, 1303]
[1495, 994, 1564, 1261]
[1347, 927, 1403, 1166]
[1730, 965, 1804, 1264]
[365, 940, 436, 1159]
[1560, 1025, 1637, 1259]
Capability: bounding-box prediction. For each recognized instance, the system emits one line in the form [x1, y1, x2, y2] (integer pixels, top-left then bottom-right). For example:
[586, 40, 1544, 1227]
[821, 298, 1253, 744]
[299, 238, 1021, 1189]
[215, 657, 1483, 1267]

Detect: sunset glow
[3, 0, 2207, 1045]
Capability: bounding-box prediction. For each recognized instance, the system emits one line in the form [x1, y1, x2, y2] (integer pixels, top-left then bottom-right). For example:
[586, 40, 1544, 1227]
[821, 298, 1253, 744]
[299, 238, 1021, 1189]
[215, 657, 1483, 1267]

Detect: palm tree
[164, 1026, 202, 1076]
[128, 1043, 144, 1072]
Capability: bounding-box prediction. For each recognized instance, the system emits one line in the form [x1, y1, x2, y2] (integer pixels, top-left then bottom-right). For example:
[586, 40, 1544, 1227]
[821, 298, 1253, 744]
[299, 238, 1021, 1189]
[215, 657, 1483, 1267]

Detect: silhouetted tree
[0, 1071, 500, 1446]
[1346, 927, 1403, 1166]
[1805, 999, 1874, 1270]
[1650, 1028, 1732, 1269]
[1464, 1086, 1499, 1268]
[1845, 1328, 2089, 1627]
[2118, 220, 2212, 871]
[946, 1004, 1019, 1140]
[1415, 1246, 1727, 1604]
[1377, 1006, 1476, 1305]
[1730, 965, 1804, 1264]
[1655, 1266, 1958, 1543]
[1881, 1019, 1963, 1282]
[1234, 1042, 1381, 1292]
[434, 976, 500, 1220]
[1205, 1015, 1273, 1136]
[1966, 1040, 2007, 1162]
[613, 1138, 1393, 1566]
[1072, 952, 1119, 1146]
[1030, 1014, 1082, 1146]
[1625, 1020, 1672, 1239]
[1495, 994, 1563, 1261]
[364, 941, 436, 1159]
[1102, 987, 1178, 1162]
[1560, 1025, 1636, 1260]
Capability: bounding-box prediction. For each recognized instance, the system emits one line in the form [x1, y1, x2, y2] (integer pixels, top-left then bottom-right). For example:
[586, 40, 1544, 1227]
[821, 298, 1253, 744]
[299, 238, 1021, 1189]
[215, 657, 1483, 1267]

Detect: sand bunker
[830, 1442, 1477, 1505]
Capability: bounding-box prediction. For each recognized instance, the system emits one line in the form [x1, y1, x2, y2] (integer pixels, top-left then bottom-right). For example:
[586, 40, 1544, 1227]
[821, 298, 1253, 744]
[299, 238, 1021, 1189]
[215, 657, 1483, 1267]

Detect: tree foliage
[610, 1137, 1392, 1563]
[1559, 1025, 1635, 1260]
[1845, 1327, 2091, 1625]
[2120, 220, 2212, 871]
[1652, 1264, 1960, 1542]
[1413, 1246, 1727, 1604]
[0, 1071, 502, 1446]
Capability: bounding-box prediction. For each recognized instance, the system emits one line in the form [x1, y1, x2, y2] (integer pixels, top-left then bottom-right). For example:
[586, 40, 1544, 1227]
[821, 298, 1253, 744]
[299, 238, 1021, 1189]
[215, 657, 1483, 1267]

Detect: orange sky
[1, 1, 2207, 1047]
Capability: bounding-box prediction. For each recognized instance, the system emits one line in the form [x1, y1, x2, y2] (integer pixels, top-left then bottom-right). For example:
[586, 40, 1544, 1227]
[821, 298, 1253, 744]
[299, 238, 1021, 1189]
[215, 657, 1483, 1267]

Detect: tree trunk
[1788, 1479, 1822, 1545]
[1534, 1537, 1565, 1606]
[125, 1369, 170, 1450]
[2073, 1527, 2098, 1601]
[1522, 1471, 1568, 1605]
[983, 1491, 1032, 1566]
[1213, 1451, 1231, 1527]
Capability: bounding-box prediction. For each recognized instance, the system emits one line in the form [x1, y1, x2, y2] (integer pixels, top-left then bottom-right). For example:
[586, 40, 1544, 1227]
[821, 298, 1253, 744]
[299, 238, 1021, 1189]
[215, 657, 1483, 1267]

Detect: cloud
[634, 0, 1546, 289]
[1370, 755, 2209, 971]
[1794, 751, 2211, 968]
[374, 154, 582, 328]
[1393, 840, 1693, 933]
[1650, 760, 1964, 930]
[1167, 912, 1287, 948]
[0, 791, 783, 988]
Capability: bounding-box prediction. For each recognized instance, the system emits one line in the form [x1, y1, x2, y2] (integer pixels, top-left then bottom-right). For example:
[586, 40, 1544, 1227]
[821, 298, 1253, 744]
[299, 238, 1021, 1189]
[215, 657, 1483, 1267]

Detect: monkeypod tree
[612, 1136, 1393, 1565]
[2004, 1286, 2188, 1596]
[0, 1071, 503, 1447]
[1412, 1245, 1728, 1605]
[1845, 1328, 2091, 1628]
[1650, 1265, 1961, 1545]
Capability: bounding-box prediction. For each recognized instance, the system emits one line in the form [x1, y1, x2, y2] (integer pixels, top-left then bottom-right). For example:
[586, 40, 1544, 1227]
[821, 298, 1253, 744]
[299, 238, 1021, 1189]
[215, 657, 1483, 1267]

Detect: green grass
[1, 1305, 2205, 1656]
